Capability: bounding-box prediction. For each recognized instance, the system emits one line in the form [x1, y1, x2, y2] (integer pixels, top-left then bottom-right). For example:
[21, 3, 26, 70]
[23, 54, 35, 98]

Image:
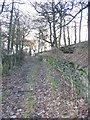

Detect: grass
[49, 75, 57, 91]
[2, 91, 10, 101]
[23, 97, 35, 117]
[44, 60, 58, 91]
[38, 55, 43, 61]
[28, 65, 39, 89]
[23, 64, 39, 117]
[44, 55, 88, 100]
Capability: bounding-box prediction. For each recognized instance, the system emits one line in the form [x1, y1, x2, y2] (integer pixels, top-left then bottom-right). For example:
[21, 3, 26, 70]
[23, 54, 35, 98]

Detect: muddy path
[2, 56, 39, 118]
[2, 56, 88, 119]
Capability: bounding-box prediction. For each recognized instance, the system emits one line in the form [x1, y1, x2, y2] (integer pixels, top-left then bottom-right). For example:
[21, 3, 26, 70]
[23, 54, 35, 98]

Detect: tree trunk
[88, 1, 90, 106]
[59, 18, 62, 47]
[16, 27, 19, 54]
[52, 0, 57, 47]
[79, 4, 83, 43]
[67, 26, 70, 46]
[0, 21, 1, 53]
[21, 34, 24, 51]
[16, 12, 21, 55]
[38, 30, 40, 53]
[49, 22, 53, 47]
[0, 0, 5, 14]
[11, 17, 17, 52]
[7, 0, 14, 54]
[0, 20, 1, 120]
[59, 6, 62, 47]
[29, 48, 31, 56]
[63, 19, 66, 46]
[74, 21, 77, 44]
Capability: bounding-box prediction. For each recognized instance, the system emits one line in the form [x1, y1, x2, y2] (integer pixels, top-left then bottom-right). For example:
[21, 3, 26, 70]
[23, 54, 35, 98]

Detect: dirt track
[2, 56, 88, 119]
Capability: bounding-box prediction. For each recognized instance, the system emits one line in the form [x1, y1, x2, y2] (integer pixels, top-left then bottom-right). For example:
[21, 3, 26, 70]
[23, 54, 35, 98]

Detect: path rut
[2, 56, 88, 119]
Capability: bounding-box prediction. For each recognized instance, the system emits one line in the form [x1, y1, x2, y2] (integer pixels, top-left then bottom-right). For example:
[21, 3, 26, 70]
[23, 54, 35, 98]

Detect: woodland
[0, 0, 90, 119]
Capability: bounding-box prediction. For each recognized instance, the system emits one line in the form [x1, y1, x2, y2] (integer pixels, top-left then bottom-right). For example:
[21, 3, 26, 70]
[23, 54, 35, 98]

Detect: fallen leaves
[2, 56, 88, 119]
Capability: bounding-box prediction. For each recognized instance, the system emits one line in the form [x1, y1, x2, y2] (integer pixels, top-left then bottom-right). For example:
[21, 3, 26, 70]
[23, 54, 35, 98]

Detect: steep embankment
[40, 41, 88, 67]
[37, 41, 88, 118]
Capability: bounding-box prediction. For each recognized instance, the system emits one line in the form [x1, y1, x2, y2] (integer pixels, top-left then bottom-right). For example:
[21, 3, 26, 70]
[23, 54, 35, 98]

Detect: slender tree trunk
[49, 22, 53, 47]
[52, 0, 57, 47]
[59, 5, 63, 47]
[22, 34, 24, 51]
[11, 17, 16, 52]
[0, 21, 1, 53]
[16, 43, 18, 54]
[11, 25, 15, 52]
[0, 20, 2, 68]
[0, 20, 2, 120]
[79, 5, 83, 43]
[63, 19, 66, 46]
[11, 20, 16, 67]
[18, 26, 21, 52]
[88, 1, 90, 106]
[59, 17, 62, 47]
[7, 0, 14, 54]
[38, 30, 40, 53]
[16, 33, 19, 54]
[16, 18, 20, 54]
[74, 21, 77, 44]
[0, 0, 5, 14]
[67, 26, 70, 45]
[29, 48, 31, 56]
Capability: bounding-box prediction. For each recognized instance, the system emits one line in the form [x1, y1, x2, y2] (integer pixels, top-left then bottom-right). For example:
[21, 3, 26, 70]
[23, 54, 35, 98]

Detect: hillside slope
[40, 41, 88, 67]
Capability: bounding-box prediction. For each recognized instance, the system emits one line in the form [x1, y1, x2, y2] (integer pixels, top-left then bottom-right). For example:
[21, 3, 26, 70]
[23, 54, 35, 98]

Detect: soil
[2, 41, 88, 119]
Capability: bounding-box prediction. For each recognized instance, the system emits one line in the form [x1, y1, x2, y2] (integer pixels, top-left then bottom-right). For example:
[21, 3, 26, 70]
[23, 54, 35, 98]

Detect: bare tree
[11, 14, 17, 52]
[74, 21, 77, 44]
[67, 25, 70, 45]
[59, 10, 63, 47]
[38, 29, 41, 53]
[31, 1, 58, 47]
[0, 0, 5, 14]
[1, 0, 32, 70]
[88, 1, 90, 50]
[55, 1, 62, 47]
[88, 0, 90, 112]
[63, 19, 66, 46]
[79, 3, 83, 43]
[16, 12, 20, 54]
[52, 0, 57, 47]
[7, 0, 14, 54]
[0, 21, 1, 53]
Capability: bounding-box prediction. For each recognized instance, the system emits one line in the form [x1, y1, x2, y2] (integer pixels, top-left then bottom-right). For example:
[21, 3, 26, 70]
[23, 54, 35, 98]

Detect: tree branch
[0, 0, 5, 14]
[40, 29, 52, 44]
[62, 4, 88, 27]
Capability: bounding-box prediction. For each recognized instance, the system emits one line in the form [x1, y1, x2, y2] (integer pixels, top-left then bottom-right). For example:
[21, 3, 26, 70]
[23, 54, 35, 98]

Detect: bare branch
[0, 0, 5, 14]
[62, 4, 88, 27]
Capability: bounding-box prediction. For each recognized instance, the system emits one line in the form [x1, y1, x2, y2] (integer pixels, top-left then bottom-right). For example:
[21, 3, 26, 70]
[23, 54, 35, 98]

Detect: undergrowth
[44, 56, 88, 101]
[23, 65, 39, 117]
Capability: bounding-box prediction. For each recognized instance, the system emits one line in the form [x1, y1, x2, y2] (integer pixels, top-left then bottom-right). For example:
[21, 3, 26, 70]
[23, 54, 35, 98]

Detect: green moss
[38, 55, 43, 61]
[23, 64, 39, 117]
[2, 91, 10, 100]
[49, 75, 57, 91]
[44, 56, 88, 100]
